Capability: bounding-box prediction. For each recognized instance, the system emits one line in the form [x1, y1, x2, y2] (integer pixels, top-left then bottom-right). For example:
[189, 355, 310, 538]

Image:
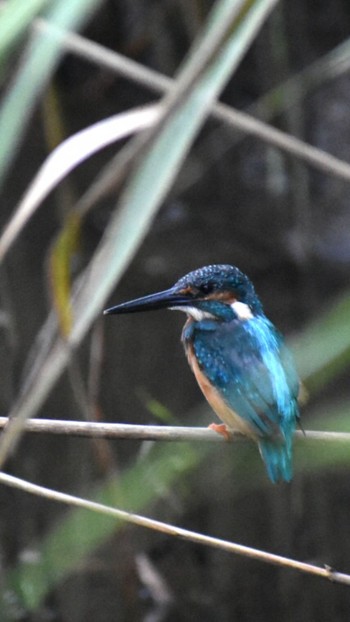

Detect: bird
[104, 264, 300, 483]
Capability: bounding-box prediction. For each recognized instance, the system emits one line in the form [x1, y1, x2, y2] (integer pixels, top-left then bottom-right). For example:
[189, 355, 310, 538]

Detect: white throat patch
[171, 302, 253, 321]
[231, 301, 253, 320]
[170, 306, 215, 321]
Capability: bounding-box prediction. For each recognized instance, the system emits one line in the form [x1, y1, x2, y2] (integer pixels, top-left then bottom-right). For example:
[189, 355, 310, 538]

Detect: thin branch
[34, 19, 350, 184]
[0, 469, 349, 585]
[0, 417, 347, 443]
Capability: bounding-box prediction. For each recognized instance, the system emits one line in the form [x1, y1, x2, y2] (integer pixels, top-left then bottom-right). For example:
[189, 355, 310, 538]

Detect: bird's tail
[258, 437, 293, 483]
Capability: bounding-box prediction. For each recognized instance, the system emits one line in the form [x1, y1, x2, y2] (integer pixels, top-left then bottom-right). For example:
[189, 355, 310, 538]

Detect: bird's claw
[208, 423, 232, 440]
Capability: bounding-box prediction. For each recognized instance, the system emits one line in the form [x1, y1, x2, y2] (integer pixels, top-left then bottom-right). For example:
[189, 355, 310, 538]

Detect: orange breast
[186, 344, 257, 440]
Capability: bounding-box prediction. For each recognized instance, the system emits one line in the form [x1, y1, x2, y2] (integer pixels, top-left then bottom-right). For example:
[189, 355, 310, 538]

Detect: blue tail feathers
[258, 437, 293, 483]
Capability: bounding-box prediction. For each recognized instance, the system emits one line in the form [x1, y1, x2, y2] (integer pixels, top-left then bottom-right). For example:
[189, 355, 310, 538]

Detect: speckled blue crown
[175, 264, 263, 314]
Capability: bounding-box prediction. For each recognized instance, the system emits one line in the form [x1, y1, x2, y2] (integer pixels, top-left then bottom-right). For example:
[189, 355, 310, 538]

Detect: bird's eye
[200, 283, 214, 295]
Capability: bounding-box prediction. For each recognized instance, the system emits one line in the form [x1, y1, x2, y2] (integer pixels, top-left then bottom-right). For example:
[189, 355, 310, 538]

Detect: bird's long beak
[104, 287, 192, 315]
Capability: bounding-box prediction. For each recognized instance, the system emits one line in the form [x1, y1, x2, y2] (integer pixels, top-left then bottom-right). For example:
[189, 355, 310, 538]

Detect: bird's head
[104, 265, 264, 323]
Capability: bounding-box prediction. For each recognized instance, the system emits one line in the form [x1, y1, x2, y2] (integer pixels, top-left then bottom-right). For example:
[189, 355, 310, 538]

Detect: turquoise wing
[192, 316, 299, 482]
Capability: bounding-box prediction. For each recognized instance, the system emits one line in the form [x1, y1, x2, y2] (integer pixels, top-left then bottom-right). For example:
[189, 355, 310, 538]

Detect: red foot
[208, 423, 232, 440]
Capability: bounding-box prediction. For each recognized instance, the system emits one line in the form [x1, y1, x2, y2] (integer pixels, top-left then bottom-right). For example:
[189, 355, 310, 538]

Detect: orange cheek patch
[179, 286, 196, 295]
[205, 291, 236, 303]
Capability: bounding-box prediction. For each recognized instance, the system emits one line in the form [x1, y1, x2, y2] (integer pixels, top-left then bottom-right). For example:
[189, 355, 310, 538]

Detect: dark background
[2, 1, 350, 620]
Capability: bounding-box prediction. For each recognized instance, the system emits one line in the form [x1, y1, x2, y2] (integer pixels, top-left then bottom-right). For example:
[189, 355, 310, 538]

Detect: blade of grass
[252, 36, 350, 120]
[71, 0, 279, 344]
[48, 212, 81, 336]
[3, 400, 350, 611]
[0, 0, 102, 187]
[0, 0, 278, 468]
[0, 0, 52, 62]
[5, 12, 350, 267]
[295, 401, 350, 473]
[2, 441, 200, 612]
[33, 20, 350, 184]
[2, 435, 350, 618]
[0, 105, 160, 263]
[291, 291, 350, 391]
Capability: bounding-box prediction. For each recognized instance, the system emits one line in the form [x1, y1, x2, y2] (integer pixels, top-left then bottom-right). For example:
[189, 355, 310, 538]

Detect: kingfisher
[104, 265, 300, 483]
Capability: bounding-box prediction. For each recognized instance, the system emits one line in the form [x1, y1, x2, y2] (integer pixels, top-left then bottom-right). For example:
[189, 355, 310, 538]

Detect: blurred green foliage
[1, 0, 350, 618]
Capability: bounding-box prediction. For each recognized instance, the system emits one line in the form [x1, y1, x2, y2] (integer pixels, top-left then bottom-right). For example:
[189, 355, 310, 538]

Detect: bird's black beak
[104, 287, 193, 315]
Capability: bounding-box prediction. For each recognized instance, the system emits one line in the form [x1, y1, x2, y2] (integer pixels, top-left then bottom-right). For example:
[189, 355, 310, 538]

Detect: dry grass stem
[0, 469, 349, 585]
[0, 417, 347, 443]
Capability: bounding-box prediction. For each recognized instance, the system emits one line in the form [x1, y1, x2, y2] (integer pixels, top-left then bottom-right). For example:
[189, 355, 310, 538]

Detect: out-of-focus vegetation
[1, 1, 350, 620]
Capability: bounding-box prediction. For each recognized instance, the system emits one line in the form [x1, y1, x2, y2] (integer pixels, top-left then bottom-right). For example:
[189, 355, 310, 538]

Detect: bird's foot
[208, 423, 232, 440]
